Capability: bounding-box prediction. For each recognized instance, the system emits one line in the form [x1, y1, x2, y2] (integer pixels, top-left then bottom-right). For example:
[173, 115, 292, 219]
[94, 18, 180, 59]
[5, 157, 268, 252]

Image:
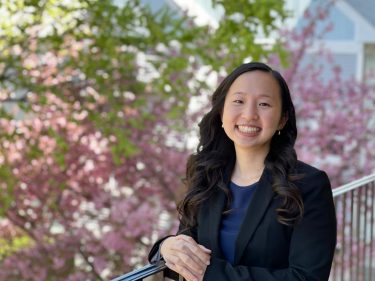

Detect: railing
[112, 173, 375, 281]
[110, 262, 168, 281]
[330, 173, 375, 281]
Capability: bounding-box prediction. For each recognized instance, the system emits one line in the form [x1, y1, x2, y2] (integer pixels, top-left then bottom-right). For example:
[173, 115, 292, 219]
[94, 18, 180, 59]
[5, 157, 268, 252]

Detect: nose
[242, 102, 259, 120]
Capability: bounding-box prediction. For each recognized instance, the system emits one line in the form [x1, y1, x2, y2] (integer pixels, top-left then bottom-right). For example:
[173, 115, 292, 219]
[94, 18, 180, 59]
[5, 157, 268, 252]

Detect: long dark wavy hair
[177, 62, 304, 229]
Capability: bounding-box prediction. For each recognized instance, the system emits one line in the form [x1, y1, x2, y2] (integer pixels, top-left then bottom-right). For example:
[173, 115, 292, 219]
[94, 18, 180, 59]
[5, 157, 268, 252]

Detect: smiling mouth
[237, 125, 261, 133]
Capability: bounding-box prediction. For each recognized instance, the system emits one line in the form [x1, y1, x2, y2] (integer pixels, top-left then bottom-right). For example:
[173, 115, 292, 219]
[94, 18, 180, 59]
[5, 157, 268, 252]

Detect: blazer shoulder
[293, 160, 331, 195]
[294, 160, 324, 175]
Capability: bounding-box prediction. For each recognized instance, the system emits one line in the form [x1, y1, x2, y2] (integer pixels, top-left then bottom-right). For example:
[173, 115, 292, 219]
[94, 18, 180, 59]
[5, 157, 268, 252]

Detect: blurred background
[0, 0, 374, 280]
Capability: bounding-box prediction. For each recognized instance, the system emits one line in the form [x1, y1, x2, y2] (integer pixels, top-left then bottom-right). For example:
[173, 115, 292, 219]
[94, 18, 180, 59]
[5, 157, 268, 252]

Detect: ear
[278, 114, 288, 130]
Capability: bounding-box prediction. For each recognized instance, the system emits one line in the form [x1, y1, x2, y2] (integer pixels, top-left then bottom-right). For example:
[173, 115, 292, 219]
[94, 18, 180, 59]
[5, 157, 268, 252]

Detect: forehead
[228, 70, 281, 97]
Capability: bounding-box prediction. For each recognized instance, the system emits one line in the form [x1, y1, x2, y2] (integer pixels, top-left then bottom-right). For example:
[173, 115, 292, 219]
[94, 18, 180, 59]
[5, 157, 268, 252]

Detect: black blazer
[149, 161, 337, 281]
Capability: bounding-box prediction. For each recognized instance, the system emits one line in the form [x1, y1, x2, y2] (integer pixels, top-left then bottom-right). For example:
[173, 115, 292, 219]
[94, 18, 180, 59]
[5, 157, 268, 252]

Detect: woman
[148, 62, 337, 281]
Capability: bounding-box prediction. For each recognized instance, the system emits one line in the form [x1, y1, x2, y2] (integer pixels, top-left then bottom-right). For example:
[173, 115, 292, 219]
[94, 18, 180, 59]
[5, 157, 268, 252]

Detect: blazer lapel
[234, 168, 275, 264]
[207, 188, 226, 257]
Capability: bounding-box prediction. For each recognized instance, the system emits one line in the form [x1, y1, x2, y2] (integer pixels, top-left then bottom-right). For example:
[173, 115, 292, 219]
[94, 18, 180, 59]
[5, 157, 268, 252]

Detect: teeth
[238, 126, 260, 133]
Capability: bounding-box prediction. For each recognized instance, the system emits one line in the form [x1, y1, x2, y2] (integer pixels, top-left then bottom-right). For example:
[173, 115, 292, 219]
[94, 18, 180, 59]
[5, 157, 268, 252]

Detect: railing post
[331, 173, 375, 281]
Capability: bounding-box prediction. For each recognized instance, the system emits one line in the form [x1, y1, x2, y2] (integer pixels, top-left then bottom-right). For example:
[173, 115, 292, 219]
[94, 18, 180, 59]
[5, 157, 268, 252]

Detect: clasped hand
[160, 234, 211, 281]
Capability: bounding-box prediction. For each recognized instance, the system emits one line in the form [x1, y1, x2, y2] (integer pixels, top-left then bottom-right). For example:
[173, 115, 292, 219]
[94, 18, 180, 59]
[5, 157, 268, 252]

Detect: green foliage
[0, 0, 288, 139]
[0, 165, 15, 217]
[0, 1, 289, 161]
[209, 0, 288, 69]
[0, 235, 33, 258]
[0, 0, 289, 213]
[0, 0, 291, 278]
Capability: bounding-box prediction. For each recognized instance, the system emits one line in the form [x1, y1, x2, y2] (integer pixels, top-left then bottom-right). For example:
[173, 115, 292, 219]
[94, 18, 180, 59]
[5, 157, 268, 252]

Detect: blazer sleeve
[203, 171, 337, 281]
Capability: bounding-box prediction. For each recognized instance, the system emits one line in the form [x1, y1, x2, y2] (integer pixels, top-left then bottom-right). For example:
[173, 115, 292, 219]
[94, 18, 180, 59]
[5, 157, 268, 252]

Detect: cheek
[222, 106, 234, 121]
[265, 112, 283, 127]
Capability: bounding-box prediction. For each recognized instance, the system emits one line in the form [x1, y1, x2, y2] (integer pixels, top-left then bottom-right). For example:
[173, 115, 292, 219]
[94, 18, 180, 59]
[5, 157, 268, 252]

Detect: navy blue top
[219, 181, 258, 264]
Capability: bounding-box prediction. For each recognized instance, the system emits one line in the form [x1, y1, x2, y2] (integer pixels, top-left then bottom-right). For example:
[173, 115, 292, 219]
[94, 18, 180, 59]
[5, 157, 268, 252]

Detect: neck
[231, 147, 268, 186]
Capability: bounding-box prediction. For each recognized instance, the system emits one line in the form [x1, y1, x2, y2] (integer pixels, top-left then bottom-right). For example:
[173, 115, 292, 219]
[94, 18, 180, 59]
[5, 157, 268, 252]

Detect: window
[364, 44, 375, 84]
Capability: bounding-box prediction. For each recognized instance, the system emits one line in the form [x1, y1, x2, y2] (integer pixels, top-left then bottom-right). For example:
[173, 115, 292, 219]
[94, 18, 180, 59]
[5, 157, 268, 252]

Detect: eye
[233, 99, 244, 104]
[259, 102, 270, 107]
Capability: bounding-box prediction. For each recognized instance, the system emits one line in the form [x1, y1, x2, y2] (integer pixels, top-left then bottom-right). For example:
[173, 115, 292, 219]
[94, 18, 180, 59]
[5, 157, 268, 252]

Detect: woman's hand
[160, 234, 211, 281]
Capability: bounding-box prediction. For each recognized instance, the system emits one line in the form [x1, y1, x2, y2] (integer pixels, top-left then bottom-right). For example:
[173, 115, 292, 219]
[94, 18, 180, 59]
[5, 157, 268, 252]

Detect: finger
[175, 237, 211, 266]
[175, 263, 201, 281]
[177, 235, 211, 254]
[167, 252, 205, 276]
[166, 261, 199, 281]
[177, 235, 211, 257]
[198, 244, 212, 254]
[174, 242, 210, 269]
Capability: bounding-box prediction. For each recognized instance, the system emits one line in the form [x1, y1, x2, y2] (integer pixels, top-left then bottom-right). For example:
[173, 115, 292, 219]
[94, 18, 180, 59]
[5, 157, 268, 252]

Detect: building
[296, 0, 375, 82]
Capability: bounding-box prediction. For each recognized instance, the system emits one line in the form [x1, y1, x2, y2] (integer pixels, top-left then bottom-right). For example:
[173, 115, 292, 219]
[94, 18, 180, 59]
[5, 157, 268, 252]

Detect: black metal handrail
[110, 262, 167, 281]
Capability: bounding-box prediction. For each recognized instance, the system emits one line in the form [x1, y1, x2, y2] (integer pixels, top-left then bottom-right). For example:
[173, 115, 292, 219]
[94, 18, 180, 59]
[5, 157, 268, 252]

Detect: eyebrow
[232, 91, 272, 98]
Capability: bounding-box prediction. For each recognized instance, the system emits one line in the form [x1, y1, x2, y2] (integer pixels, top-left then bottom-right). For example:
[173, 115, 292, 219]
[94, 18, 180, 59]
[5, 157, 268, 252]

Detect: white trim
[332, 173, 375, 197]
[304, 40, 360, 54]
[339, 0, 375, 41]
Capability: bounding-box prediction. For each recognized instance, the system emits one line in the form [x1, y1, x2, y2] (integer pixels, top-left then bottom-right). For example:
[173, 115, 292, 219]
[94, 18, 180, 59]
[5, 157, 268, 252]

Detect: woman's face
[221, 70, 287, 155]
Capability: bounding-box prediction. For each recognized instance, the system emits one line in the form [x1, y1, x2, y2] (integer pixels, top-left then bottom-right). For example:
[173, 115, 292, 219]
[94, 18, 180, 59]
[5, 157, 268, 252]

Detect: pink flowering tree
[269, 4, 375, 278]
[0, 0, 288, 280]
[269, 1, 375, 187]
